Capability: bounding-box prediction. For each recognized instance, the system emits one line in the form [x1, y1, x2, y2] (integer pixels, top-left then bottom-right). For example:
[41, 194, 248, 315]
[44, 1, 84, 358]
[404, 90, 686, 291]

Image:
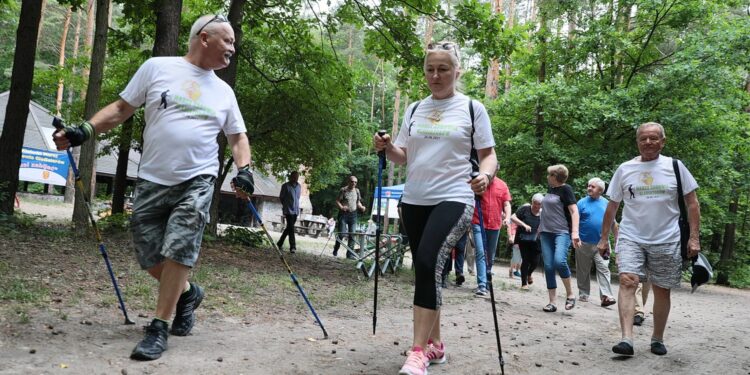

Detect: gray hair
[532, 193, 544, 203]
[636, 122, 666, 140]
[588, 177, 605, 192]
[188, 15, 222, 51]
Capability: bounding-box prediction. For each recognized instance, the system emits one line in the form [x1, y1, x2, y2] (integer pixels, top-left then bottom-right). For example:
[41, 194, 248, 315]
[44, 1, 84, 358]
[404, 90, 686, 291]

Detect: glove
[60, 121, 94, 147]
[232, 165, 255, 195]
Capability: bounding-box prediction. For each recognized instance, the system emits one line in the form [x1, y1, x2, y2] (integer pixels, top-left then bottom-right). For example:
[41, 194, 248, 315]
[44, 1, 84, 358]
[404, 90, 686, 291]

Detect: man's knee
[620, 273, 640, 288]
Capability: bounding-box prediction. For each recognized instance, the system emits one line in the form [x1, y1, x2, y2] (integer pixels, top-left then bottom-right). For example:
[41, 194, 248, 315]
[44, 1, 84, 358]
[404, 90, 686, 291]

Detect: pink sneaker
[425, 340, 446, 365]
[399, 347, 428, 375]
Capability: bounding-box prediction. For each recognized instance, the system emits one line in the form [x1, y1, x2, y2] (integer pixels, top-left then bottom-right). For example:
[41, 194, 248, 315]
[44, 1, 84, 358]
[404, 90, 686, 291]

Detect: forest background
[0, 0, 748, 287]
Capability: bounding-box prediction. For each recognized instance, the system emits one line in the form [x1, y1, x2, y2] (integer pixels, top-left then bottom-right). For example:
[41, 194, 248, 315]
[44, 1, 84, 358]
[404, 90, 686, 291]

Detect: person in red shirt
[472, 175, 512, 296]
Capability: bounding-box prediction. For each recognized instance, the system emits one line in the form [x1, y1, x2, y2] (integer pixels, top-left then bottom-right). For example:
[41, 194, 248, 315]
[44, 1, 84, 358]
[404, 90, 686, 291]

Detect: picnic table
[272, 214, 328, 238]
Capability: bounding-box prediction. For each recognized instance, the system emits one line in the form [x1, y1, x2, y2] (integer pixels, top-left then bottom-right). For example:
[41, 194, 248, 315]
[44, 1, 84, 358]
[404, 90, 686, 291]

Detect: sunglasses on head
[427, 42, 458, 58]
[195, 15, 229, 36]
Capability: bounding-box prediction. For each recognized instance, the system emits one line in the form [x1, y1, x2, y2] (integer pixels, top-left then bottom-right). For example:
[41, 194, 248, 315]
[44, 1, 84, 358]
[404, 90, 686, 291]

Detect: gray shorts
[616, 238, 682, 289]
[130, 175, 215, 269]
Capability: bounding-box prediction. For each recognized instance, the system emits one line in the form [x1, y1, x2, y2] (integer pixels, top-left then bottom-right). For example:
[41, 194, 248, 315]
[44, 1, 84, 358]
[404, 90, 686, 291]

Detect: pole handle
[377, 130, 387, 158]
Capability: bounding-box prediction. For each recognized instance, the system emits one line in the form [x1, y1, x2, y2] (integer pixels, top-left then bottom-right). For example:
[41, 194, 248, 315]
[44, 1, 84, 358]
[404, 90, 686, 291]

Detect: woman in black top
[511, 193, 544, 289]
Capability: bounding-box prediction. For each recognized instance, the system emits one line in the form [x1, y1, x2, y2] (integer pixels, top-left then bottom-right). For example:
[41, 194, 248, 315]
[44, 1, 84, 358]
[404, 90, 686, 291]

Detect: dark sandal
[565, 298, 576, 310]
[543, 304, 557, 312]
[601, 296, 617, 307]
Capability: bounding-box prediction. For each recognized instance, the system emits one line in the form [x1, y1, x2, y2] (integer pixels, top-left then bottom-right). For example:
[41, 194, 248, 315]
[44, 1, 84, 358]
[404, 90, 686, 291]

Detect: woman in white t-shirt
[374, 41, 497, 375]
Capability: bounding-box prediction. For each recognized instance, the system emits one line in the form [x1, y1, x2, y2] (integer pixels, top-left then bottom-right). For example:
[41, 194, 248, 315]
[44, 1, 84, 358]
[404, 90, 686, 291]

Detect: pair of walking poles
[370, 132, 505, 374]
[54, 117, 328, 337]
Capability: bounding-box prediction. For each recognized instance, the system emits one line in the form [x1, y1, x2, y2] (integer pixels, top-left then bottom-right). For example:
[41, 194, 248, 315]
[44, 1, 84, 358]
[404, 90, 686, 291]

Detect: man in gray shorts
[53, 14, 255, 361]
[597, 122, 701, 357]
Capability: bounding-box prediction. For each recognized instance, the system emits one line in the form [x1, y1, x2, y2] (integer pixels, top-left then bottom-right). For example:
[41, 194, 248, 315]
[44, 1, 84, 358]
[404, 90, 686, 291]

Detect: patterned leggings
[401, 201, 473, 310]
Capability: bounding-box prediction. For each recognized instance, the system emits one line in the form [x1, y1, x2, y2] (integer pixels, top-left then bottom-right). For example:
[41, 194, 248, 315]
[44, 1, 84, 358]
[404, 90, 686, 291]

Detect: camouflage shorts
[616, 238, 682, 289]
[130, 175, 215, 269]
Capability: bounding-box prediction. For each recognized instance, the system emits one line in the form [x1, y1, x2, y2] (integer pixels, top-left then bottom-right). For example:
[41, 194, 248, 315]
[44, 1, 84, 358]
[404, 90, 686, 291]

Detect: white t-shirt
[394, 93, 495, 206]
[119, 57, 246, 186]
[606, 155, 698, 244]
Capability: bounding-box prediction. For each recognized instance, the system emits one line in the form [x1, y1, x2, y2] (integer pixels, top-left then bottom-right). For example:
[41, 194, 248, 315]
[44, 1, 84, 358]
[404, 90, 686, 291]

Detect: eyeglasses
[427, 42, 459, 59]
[195, 15, 228, 36]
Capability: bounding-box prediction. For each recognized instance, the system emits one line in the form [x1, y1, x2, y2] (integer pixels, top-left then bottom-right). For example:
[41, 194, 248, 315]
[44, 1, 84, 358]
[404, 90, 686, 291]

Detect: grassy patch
[0, 278, 49, 303]
[329, 284, 369, 305]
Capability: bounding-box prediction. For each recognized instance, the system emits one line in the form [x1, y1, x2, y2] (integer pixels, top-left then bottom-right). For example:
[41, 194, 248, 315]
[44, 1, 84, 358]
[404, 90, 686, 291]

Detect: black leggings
[518, 240, 540, 286]
[401, 201, 472, 310]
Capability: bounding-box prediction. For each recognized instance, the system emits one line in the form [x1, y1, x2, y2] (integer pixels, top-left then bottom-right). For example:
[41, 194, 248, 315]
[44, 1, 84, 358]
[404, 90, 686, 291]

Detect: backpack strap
[407, 101, 421, 136]
[469, 99, 479, 173]
[673, 159, 687, 219]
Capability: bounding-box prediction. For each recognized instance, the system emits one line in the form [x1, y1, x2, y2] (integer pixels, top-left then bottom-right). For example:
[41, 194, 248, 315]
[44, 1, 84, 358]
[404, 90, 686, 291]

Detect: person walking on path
[539, 164, 581, 312]
[471, 175, 511, 297]
[511, 194, 543, 289]
[277, 171, 301, 253]
[373, 40, 497, 375]
[576, 177, 618, 307]
[332, 175, 366, 258]
[598, 122, 701, 357]
[53, 14, 254, 361]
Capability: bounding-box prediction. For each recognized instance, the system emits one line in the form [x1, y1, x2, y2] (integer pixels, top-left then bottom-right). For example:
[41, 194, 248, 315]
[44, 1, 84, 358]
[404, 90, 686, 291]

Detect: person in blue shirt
[576, 177, 618, 307]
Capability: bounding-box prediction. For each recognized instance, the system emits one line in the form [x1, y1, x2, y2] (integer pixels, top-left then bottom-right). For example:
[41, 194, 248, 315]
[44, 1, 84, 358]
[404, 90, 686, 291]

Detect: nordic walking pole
[52, 117, 135, 325]
[373, 130, 386, 335]
[244, 200, 329, 339]
[472, 170, 505, 374]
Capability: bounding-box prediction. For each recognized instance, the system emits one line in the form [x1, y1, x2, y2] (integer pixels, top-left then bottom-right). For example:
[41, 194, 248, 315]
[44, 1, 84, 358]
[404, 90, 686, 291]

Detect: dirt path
[2, 202, 749, 374]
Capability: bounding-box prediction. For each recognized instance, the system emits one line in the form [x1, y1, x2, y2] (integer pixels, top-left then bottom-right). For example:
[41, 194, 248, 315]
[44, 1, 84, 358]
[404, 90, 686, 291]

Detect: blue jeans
[333, 212, 357, 258]
[472, 225, 500, 289]
[539, 232, 572, 289]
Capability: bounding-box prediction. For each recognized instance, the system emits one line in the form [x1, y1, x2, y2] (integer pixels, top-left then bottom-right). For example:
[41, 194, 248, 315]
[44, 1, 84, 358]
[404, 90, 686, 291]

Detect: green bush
[222, 226, 269, 248]
[0, 211, 43, 234]
[97, 212, 131, 232]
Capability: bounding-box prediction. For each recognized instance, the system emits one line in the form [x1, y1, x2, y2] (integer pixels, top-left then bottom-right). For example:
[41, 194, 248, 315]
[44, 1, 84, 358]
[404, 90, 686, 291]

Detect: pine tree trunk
[208, 0, 246, 236]
[63, 11, 83, 203]
[80, 0, 95, 101]
[504, 0, 515, 94]
[36, 0, 47, 47]
[111, 117, 132, 214]
[73, 0, 110, 233]
[55, 8, 73, 116]
[716, 193, 738, 285]
[485, 0, 502, 99]
[532, 6, 546, 185]
[0, 0, 43, 215]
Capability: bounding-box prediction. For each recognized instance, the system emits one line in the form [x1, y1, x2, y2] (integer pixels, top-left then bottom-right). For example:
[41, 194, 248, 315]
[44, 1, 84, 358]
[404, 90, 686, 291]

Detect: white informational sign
[371, 184, 403, 219]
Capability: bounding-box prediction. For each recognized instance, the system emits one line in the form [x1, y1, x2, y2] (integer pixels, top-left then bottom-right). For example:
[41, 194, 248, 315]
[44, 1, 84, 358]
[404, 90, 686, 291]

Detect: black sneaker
[290, 248, 296, 254]
[650, 342, 667, 355]
[612, 341, 634, 356]
[455, 274, 465, 287]
[170, 283, 205, 336]
[131, 319, 169, 360]
[633, 315, 645, 326]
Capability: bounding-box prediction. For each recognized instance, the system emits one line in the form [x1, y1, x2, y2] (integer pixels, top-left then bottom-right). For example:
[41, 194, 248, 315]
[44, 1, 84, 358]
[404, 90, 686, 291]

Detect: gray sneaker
[474, 287, 488, 297]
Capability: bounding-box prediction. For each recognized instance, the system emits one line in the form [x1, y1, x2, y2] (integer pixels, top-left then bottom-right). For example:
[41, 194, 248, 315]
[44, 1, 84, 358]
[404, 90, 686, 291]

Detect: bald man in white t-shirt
[54, 15, 254, 361]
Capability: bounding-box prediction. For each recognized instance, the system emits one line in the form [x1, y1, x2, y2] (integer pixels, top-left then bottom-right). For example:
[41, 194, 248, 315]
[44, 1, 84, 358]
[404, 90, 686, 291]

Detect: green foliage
[0, 261, 49, 303]
[97, 212, 131, 232]
[221, 226, 269, 248]
[0, 210, 43, 235]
